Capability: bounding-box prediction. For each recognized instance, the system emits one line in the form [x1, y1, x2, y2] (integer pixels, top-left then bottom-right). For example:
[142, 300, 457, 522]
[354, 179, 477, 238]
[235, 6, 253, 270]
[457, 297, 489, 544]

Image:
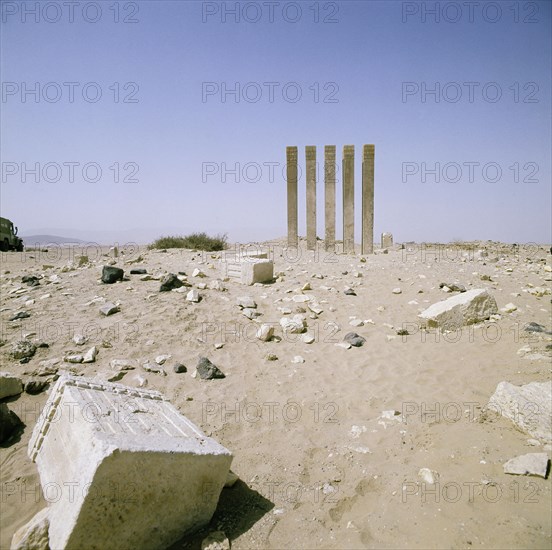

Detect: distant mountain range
[22, 235, 87, 246]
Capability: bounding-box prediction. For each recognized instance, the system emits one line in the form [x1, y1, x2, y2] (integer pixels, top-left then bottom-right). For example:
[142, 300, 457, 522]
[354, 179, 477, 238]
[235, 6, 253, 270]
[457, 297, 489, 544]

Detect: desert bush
[148, 233, 227, 251]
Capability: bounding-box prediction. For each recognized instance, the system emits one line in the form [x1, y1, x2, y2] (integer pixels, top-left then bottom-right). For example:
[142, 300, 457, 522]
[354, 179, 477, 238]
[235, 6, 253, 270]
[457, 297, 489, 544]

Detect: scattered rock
[110, 359, 135, 371]
[256, 324, 274, 342]
[64, 354, 83, 364]
[196, 357, 225, 380]
[349, 319, 364, 327]
[280, 315, 306, 334]
[265, 354, 278, 361]
[0, 402, 23, 444]
[201, 531, 230, 550]
[143, 363, 167, 375]
[192, 268, 206, 278]
[392, 288, 402, 294]
[439, 282, 466, 293]
[236, 296, 256, 309]
[344, 332, 366, 347]
[99, 303, 120, 316]
[101, 266, 124, 284]
[160, 273, 183, 292]
[0, 372, 23, 399]
[524, 322, 551, 335]
[241, 308, 261, 320]
[155, 354, 171, 365]
[308, 303, 323, 315]
[500, 303, 517, 313]
[302, 333, 315, 344]
[10, 507, 49, 550]
[418, 289, 498, 330]
[186, 289, 201, 302]
[396, 328, 409, 336]
[130, 268, 147, 275]
[487, 381, 551, 441]
[9, 311, 31, 321]
[291, 356, 305, 364]
[82, 346, 98, 363]
[173, 363, 187, 374]
[72, 334, 87, 346]
[11, 340, 37, 360]
[25, 379, 49, 395]
[418, 468, 439, 484]
[335, 342, 351, 350]
[344, 288, 356, 296]
[22, 275, 40, 287]
[503, 453, 550, 478]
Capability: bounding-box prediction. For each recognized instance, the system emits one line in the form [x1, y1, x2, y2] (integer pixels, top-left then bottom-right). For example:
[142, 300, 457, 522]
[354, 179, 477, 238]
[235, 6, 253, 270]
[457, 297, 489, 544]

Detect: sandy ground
[0, 238, 551, 550]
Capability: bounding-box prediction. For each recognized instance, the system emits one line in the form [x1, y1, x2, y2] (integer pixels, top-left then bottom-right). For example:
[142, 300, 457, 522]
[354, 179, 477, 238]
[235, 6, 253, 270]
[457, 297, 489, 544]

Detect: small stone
[24, 379, 49, 395]
[256, 324, 274, 342]
[308, 303, 323, 315]
[72, 334, 87, 346]
[500, 303, 517, 313]
[196, 357, 225, 380]
[160, 273, 183, 292]
[242, 308, 261, 320]
[64, 354, 83, 364]
[418, 468, 439, 484]
[110, 359, 135, 371]
[11, 340, 37, 360]
[186, 289, 200, 302]
[201, 531, 230, 550]
[82, 346, 98, 363]
[349, 319, 364, 327]
[0, 372, 24, 399]
[396, 328, 409, 336]
[344, 288, 356, 296]
[280, 315, 306, 334]
[99, 302, 119, 316]
[291, 355, 305, 364]
[130, 268, 147, 275]
[101, 266, 124, 284]
[155, 354, 171, 365]
[192, 268, 206, 278]
[503, 453, 550, 478]
[302, 333, 315, 344]
[335, 342, 351, 350]
[344, 332, 366, 347]
[301, 282, 312, 291]
[142, 363, 167, 375]
[209, 280, 226, 291]
[392, 288, 402, 294]
[237, 296, 256, 309]
[9, 311, 31, 321]
[265, 354, 278, 361]
[524, 322, 549, 334]
[214, 342, 224, 349]
[292, 294, 311, 303]
[22, 275, 40, 287]
[173, 363, 187, 373]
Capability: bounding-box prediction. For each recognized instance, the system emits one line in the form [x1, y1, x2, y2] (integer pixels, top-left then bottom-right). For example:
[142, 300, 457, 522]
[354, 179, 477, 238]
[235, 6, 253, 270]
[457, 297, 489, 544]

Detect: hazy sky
[1, 0, 551, 244]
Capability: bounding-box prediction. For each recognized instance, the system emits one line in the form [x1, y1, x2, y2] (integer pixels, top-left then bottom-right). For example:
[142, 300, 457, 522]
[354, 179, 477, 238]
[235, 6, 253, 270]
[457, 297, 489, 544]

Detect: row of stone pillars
[286, 144, 375, 254]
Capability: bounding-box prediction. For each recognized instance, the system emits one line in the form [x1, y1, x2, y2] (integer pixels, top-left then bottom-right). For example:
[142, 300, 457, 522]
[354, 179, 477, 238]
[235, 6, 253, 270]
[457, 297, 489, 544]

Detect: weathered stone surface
[0, 372, 23, 399]
[64, 354, 83, 364]
[160, 273, 183, 292]
[280, 315, 306, 334]
[25, 379, 49, 395]
[488, 381, 552, 442]
[99, 302, 119, 316]
[418, 289, 498, 330]
[28, 375, 232, 550]
[101, 266, 124, 284]
[503, 453, 550, 478]
[11, 341, 37, 360]
[0, 402, 23, 444]
[10, 507, 50, 550]
[221, 259, 274, 285]
[201, 531, 230, 550]
[82, 346, 98, 363]
[186, 289, 200, 302]
[381, 232, 393, 249]
[236, 296, 256, 309]
[197, 357, 225, 380]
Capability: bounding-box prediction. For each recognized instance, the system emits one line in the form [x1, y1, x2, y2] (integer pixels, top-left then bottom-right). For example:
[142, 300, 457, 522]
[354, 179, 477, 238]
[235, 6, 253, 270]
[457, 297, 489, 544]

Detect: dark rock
[101, 266, 124, 284]
[344, 332, 366, 347]
[396, 328, 409, 336]
[159, 273, 183, 292]
[439, 282, 467, 293]
[37, 342, 49, 348]
[196, 357, 225, 380]
[344, 289, 356, 296]
[11, 340, 37, 360]
[178, 272, 187, 276]
[0, 403, 23, 444]
[25, 379, 49, 395]
[19, 357, 31, 364]
[9, 311, 31, 321]
[130, 268, 147, 275]
[22, 275, 40, 286]
[173, 363, 187, 374]
[524, 322, 551, 334]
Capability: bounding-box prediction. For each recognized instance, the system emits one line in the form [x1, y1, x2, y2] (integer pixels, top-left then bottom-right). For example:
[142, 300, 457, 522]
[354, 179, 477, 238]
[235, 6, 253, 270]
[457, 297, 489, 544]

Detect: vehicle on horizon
[0, 217, 24, 251]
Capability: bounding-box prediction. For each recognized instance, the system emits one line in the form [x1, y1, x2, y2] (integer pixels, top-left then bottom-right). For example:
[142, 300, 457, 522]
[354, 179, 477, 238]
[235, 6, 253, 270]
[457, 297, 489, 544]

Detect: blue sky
[1, 0, 550, 244]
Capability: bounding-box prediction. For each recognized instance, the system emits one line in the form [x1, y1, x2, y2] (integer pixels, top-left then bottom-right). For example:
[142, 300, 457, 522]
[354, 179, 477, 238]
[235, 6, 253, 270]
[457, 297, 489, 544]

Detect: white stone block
[220, 259, 273, 285]
[28, 375, 232, 550]
[381, 232, 393, 248]
[418, 288, 497, 330]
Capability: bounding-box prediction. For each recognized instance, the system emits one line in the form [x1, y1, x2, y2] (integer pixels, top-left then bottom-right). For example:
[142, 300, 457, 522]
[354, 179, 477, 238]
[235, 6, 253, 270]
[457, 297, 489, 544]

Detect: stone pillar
[361, 144, 375, 254]
[306, 146, 317, 251]
[324, 145, 336, 252]
[342, 145, 355, 253]
[286, 146, 298, 248]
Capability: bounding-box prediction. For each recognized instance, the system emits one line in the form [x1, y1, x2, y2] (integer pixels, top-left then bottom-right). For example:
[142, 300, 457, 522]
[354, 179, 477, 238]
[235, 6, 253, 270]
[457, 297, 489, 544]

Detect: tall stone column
[306, 146, 317, 251]
[286, 146, 298, 248]
[362, 144, 375, 254]
[324, 145, 336, 252]
[342, 145, 355, 253]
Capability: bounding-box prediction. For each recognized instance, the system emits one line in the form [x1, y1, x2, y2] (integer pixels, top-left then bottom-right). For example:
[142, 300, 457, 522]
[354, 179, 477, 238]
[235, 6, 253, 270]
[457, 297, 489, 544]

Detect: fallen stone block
[101, 266, 124, 284]
[28, 375, 232, 549]
[487, 380, 552, 442]
[220, 258, 273, 285]
[418, 288, 498, 330]
[503, 453, 550, 478]
[0, 372, 23, 399]
[381, 232, 393, 249]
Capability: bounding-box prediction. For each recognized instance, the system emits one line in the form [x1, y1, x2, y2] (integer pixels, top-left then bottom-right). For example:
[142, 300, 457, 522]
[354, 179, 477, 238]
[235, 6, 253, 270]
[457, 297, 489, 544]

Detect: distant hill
[22, 235, 87, 246]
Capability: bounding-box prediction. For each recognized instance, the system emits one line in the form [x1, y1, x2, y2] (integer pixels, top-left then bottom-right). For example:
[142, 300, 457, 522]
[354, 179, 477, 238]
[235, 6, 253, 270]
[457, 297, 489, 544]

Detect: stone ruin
[25, 375, 232, 549]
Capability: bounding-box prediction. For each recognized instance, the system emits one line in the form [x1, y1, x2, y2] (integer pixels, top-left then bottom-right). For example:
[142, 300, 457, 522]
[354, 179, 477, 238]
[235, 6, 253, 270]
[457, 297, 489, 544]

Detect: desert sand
[1, 238, 551, 549]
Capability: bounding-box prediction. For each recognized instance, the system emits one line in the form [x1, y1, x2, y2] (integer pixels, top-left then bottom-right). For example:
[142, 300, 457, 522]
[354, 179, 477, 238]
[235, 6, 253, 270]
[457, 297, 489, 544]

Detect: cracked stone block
[28, 375, 232, 550]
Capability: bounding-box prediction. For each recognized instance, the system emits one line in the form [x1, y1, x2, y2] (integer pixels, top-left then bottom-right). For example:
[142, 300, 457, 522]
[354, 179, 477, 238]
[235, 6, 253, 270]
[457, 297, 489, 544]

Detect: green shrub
[148, 233, 227, 251]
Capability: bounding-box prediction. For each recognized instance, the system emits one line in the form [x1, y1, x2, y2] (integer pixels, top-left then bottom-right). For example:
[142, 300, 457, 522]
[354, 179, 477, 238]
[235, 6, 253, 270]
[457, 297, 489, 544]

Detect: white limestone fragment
[503, 453, 550, 478]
